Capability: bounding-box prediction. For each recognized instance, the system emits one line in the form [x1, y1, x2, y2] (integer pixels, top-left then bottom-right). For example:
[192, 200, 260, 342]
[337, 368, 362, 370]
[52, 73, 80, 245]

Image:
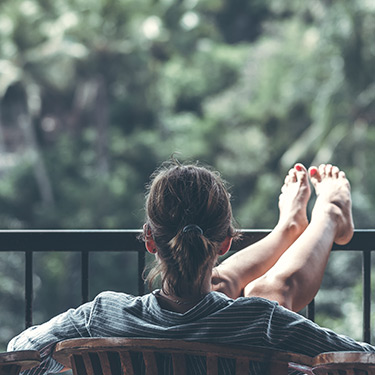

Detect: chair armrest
[0, 350, 41, 373]
[312, 351, 375, 375]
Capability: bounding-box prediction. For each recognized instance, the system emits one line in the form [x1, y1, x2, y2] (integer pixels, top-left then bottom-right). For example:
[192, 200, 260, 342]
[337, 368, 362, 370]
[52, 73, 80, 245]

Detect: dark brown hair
[142, 160, 238, 297]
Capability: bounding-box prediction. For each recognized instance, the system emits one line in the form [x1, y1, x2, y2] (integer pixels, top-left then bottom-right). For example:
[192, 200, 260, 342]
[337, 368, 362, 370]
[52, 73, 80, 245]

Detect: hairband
[182, 224, 203, 235]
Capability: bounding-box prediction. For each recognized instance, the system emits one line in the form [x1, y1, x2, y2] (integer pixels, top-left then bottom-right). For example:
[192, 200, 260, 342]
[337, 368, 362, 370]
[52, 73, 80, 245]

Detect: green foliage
[0, 0, 374, 350]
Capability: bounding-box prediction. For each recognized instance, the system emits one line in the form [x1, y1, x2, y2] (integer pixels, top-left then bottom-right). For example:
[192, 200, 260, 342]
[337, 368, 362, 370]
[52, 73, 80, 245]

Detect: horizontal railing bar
[0, 230, 144, 252]
[332, 229, 375, 250]
[0, 229, 373, 252]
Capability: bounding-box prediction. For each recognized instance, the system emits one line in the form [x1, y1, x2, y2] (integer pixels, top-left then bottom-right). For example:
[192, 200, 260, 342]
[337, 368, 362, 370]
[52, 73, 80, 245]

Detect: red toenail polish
[310, 168, 317, 176]
[295, 165, 302, 171]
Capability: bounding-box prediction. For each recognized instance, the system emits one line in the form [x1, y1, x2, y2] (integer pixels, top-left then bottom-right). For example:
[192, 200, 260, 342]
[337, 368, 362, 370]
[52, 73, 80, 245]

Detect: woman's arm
[211, 222, 306, 299]
[8, 301, 93, 374]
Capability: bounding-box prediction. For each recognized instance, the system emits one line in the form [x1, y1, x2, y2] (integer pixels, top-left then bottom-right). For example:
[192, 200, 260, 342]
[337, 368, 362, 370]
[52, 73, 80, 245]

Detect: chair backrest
[0, 350, 41, 375]
[53, 337, 314, 375]
[312, 351, 375, 375]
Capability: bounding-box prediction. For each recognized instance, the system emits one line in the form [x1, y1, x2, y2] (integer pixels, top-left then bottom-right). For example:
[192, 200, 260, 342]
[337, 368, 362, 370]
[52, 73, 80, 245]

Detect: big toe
[308, 166, 321, 186]
[294, 163, 308, 183]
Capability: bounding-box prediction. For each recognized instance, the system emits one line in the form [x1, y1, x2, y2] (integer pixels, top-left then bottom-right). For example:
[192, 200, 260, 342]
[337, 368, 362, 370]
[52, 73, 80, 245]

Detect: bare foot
[277, 163, 310, 237]
[309, 164, 354, 245]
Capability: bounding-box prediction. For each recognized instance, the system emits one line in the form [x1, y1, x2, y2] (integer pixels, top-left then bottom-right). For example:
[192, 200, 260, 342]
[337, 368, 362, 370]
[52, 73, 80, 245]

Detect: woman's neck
[155, 277, 212, 313]
[155, 289, 206, 313]
[162, 272, 213, 299]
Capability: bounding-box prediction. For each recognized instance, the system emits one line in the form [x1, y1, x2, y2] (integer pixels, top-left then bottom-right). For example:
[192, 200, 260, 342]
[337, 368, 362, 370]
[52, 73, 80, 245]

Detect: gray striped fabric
[8, 290, 375, 375]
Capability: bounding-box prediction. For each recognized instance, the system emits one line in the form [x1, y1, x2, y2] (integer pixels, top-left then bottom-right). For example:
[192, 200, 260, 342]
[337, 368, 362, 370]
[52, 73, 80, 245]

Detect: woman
[8, 161, 373, 375]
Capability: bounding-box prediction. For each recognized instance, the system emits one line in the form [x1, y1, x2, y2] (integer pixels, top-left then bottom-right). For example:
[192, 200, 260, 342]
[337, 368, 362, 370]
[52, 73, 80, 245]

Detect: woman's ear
[145, 240, 157, 254]
[144, 224, 157, 254]
[218, 237, 232, 256]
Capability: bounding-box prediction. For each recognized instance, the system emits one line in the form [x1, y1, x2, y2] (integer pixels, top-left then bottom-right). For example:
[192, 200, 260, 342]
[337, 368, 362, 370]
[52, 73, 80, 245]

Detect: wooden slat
[119, 352, 134, 375]
[70, 356, 80, 375]
[81, 353, 95, 375]
[98, 352, 111, 374]
[171, 353, 186, 375]
[142, 351, 158, 375]
[269, 361, 289, 375]
[235, 358, 248, 375]
[206, 355, 218, 375]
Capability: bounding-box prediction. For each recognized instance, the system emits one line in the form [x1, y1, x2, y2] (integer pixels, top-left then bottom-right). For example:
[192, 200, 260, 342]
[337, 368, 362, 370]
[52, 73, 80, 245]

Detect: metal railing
[0, 229, 373, 342]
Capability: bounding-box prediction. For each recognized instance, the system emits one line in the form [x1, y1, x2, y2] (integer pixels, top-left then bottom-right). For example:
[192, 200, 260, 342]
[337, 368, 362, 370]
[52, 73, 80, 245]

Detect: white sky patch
[180, 11, 199, 30]
[59, 12, 79, 30]
[184, 0, 199, 9]
[0, 60, 20, 96]
[20, 0, 39, 16]
[142, 16, 162, 40]
[363, 0, 375, 11]
[0, 16, 14, 34]
[303, 28, 319, 49]
[41, 117, 57, 132]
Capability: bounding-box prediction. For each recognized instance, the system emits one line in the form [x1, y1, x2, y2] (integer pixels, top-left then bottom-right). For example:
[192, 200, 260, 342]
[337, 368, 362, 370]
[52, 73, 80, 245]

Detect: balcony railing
[0, 229, 373, 342]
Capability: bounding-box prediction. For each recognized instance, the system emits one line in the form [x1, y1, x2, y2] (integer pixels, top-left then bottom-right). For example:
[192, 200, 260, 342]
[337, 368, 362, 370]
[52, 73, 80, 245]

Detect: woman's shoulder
[94, 290, 134, 301]
[92, 291, 146, 309]
[95, 290, 279, 306]
[91, 290, 280, 318]
[88, 291, 158, 322]
[211, 290, 279, 307]
[206, 291, 281, 316]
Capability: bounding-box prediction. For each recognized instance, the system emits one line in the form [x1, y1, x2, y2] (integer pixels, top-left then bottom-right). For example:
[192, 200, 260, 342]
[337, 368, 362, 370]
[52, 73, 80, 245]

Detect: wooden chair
[53, 337, 314, 375]
[312, 351, 375, 375]
[0, 350, 41, 375]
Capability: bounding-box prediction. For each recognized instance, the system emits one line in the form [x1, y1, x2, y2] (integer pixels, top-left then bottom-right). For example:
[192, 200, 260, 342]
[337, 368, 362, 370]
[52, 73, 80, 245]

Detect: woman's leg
[243, 164, 354, 312]
[212, 163, 311, 299]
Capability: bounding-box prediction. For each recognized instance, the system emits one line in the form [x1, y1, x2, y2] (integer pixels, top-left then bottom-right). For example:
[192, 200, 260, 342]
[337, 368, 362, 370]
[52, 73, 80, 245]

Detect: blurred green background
[1, 0, 375, 350]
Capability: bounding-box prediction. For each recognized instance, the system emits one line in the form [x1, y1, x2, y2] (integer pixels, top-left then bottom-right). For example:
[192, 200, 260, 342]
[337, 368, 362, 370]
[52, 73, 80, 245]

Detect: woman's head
[143, 160, 237, 296]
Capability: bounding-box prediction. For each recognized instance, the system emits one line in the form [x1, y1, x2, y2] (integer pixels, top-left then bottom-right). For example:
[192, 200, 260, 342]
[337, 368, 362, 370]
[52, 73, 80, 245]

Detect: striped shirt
[8, 290, 375, 374]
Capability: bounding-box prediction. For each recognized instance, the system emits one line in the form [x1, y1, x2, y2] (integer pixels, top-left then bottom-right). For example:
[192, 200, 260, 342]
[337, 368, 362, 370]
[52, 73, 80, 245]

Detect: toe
[319, 164, 326, 177]
[325, 164, 333, 177]
[309, 166, 321, 184]
[332, 166, 340, 178]
[339, 170, 346, 179]
[288, 169, 297, 183]
[294, 163, 304, 172]
[294, 163, 308, 182]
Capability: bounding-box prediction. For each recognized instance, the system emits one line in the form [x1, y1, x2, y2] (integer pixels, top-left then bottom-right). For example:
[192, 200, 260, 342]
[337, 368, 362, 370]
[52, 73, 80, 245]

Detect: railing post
[25, 251, 33, 328]
[138, 250, 145, 295]
[307, 299, 315, 322]
[81, 251, 90, 304]
[362, 250, 371, 343]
